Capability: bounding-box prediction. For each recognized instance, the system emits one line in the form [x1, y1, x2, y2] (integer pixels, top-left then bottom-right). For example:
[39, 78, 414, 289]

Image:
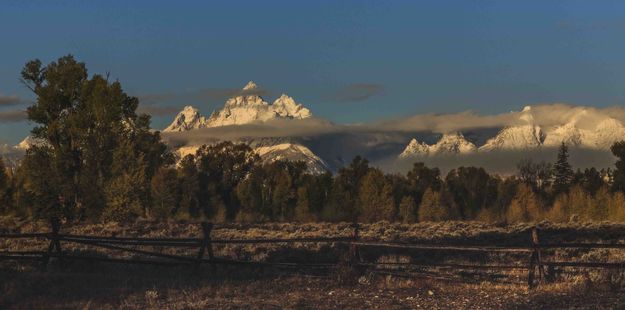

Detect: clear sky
[1, 1, 625, 144]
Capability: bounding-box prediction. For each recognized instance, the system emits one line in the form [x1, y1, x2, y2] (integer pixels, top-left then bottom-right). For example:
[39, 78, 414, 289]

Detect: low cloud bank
[0, 109, 27, 122]
[373, 103, 625, 133]
[161, 117, 342, 147]
[381, 147, 616, 175]
[0, 95, 23, 106]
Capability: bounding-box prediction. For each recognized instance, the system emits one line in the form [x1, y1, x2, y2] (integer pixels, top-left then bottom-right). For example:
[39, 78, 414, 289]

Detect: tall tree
[19, 55, 170, 220]
[177, 155, 201, 219]
[611, 141, 625, 193]
[0, 157, 9, 212]
[517, 159, 552, 192]
[445, 166, 498, 219]
[357, 169, 395, 222]
[323, 156, 371, 222]
[406, 162, 441, 206]
[552, 142, 574, 195]
[398, 196, 418, 223]
[196, 141, 259, 220]
[418, 187, 459, 222]
[150, 167, 180, 220]
[505, 184, 542, 223]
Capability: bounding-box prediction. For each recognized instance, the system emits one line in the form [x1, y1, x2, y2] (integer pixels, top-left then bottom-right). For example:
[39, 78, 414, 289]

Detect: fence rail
[2, 221, 625, 289]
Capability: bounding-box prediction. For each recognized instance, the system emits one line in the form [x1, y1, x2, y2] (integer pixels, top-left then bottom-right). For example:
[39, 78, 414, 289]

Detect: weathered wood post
[196, 222, 214, 273]
[528, 227, 544, 289]
[349, 223, 361, 268]
[41, 217, 63, 271]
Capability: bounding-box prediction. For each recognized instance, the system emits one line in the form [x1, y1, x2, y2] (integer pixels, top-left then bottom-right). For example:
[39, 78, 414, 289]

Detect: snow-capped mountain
[399, 105, 625, 159]
[399, 132, 476, 158]
[0, 136, 38, 168]
[254, 143, 329, 174]
[172, 140, 328, 174]
[163, 81, 325, 172]
[478, 106, 545, 151]
[398, 139, 430, 158]
[163, 81, 312, 132]
[15, 136, 46, 151]
[163, 106, 207, 132]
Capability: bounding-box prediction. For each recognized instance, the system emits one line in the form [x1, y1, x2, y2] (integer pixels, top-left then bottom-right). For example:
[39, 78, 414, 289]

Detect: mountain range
[399, 106, 625, 158]
[3, 82, 624, 173]
[163, 81, 312, 132]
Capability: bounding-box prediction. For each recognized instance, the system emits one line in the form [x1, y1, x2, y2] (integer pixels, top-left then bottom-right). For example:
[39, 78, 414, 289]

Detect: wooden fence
[2, 221, 625, 289]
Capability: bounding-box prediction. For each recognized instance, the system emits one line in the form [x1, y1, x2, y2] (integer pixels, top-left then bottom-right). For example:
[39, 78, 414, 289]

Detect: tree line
[1, 55, 625, 224]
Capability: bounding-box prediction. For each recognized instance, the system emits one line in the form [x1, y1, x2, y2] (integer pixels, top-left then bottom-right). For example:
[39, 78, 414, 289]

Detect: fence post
[528, 227, 544, 289]
[41, 217, 62, 271]
[196, 222, 214, 273]
[349, 223, 361, 267]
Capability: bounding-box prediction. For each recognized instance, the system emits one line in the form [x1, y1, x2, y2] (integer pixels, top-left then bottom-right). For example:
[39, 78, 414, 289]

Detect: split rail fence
[2, 220, 625, 289]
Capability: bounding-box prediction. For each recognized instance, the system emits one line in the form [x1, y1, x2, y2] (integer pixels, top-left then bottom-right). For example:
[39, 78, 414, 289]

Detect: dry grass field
[3, 217, 625, 309]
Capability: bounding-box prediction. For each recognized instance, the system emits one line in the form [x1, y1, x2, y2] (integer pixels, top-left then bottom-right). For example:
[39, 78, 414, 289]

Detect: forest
[1, 55, 625, 224]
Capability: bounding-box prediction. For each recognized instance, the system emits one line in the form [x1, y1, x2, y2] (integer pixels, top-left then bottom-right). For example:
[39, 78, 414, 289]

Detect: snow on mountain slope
[15, 136, 47, 151]
[399, 132, 476, 158]
[163, 106, 207, 132]
[478, 124, 545, 151]
[174, 139, 329, 174]
[538, 107, 625, 149]
[543, 122, 583, 147]
[478, 106, 545, 151]
[587, 118, 625, 149]
[399, 105, 625, 157]
[163, 81, 312, 132]
[254, 143, 329, 174]
[398, 139, 430, 158]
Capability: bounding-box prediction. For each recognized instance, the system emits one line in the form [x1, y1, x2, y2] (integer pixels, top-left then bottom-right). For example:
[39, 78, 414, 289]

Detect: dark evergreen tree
[611, 141, 625, 193]
[0, 157, 9, 212]
[196, 141, 259, 220]
[177, 155, 201, 219]
[406, 162, 441, 207]
[19, 55, 171, 220]
[445, 166, 498, 219]
[357, 168, 395, 222]
[552, 142, 574, 195]
[322, 156, 371, 222]
[579, 167, 604, 196]
[150, 166, 180, 220]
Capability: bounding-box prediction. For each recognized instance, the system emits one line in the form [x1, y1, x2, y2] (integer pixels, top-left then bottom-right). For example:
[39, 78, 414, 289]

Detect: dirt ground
[4, 218, 625, 309]
[1, 264, 625, 309]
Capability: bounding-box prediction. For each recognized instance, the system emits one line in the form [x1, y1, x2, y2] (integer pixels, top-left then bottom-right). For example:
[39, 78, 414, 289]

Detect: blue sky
[1, 1, 625, 144]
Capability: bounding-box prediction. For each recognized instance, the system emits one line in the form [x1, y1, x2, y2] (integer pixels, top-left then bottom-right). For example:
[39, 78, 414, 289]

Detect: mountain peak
[243, 81, 258, 91]
[272, 94, 312, 119]
[519, 105, 535, 123]
[164, 83, 314, 131]
[163, 105, 206, 132]
[399, 132, 476, 158]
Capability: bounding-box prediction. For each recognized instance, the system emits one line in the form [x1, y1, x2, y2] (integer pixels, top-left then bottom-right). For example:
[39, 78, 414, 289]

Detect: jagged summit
[242, 81, 258, 91]
[163, 105, 207, 132]
[399, 132, 476, 158]
[478, 105, 544, 151]
[478, 124, 545, 151]
[399, 105, 625, 158]
[15, 136, 46, 150]
[163, 82, 312, 132]
[272, 94, 312, 119]
[399, 138, 430, 158]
